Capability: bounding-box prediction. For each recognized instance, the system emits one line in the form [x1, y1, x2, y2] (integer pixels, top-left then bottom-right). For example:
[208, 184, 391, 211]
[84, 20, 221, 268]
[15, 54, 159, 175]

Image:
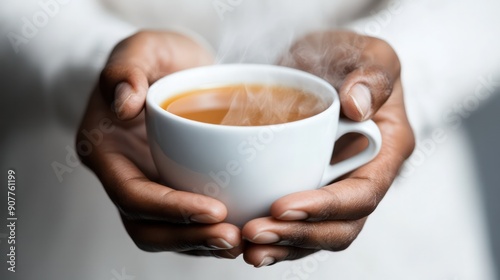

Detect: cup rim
[146, 64, 339, 130]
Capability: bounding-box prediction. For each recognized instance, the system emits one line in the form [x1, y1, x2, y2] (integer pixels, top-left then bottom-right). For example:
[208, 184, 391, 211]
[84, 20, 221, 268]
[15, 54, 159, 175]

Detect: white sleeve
[345, 0, 500, 136]
[0, 1, 217, 128]
[0, 0, 137, 127]
[1, 0, 137, 87]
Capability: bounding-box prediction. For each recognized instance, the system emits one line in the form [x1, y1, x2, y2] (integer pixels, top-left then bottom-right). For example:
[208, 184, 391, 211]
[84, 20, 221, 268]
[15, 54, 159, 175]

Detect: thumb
[101, 64, 149, 121]
[338, 65, 394, 121]
[99, 31, 214, 120]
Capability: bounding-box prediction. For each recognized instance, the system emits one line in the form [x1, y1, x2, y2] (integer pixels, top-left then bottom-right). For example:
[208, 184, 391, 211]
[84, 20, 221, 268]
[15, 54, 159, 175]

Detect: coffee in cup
[161, 84, 329, 126]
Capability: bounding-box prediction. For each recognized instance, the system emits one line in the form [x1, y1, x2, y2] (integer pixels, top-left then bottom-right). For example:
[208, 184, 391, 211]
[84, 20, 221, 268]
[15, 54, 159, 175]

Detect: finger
[338, 35, 401, 121]
[100, 30, 214, 120]
[78, 90, 226, 223]
[243, 243, 317, 267]
[279, 30, 366, 84]
[271, 79, 413, 222]
[280, 31, 400, 121]
[93, 151, 227, 224]
[270, 132, 406, 221]
[272, 177, 384, 222]
[123, 218, 241, 256]
[184, 244, 244, 259]
[242, 217, 366, 250]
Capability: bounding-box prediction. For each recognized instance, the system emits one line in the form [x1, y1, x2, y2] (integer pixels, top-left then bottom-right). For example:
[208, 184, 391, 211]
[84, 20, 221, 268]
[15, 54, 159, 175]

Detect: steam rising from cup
[220, 84, 330, 126]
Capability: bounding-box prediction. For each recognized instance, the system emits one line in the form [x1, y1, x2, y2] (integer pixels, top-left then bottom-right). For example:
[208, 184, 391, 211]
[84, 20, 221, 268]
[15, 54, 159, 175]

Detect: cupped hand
[77, 31, 242, 259]
[242, 31, 415, 267]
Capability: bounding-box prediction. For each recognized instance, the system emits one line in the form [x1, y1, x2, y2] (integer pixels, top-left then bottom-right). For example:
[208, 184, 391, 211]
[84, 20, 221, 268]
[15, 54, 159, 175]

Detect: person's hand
[77, 31, 242, 259]
[242, 30, 415, 267]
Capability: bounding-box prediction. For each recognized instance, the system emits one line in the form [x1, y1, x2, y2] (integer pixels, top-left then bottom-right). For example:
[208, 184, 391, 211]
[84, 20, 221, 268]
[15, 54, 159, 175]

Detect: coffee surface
[161, 84, 328, 126]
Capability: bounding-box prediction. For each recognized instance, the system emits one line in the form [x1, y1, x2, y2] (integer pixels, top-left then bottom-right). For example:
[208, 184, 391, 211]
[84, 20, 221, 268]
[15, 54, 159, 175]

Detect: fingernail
[207, 238, 234, 250]
[251, 232, 280, 244]
[256, 256, 276, 268]
[114, 82, 134, 116]
[278, 210, 308, 221]
[190, 214, 219, 224]
[348, 83, 372, 120]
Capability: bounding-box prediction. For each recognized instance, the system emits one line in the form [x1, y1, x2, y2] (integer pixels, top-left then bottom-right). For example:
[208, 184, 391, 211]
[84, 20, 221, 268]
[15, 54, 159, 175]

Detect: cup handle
[320, 119, 382, 186]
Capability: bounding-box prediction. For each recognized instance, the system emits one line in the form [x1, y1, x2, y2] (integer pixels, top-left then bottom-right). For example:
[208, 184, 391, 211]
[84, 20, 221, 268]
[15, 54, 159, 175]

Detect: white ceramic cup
[146, 64, 382, 226]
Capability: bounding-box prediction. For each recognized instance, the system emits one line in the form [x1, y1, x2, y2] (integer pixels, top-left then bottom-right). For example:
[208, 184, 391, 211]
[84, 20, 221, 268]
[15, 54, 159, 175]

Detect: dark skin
[77, 30, 415, 267]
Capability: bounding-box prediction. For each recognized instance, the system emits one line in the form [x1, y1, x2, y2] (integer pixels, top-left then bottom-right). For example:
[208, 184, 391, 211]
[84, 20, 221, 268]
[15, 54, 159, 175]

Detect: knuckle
[365, 65, 393, 98]
[372, 37, 401, 73]
[311, 188, 340, 221]
[334, 237, 356, 251]
[404, 127, 417, 159]
[116, 182, 182, 222]
[158, 190, 188, 222]
[124, 30, 156, 48]
[321, 191, 341, 220]
[330, 223, 359, 251]
[349, 65, 393, 100]
[363, 184, 383, 214]
[333, 240, 353, 251]
[134, 31, 159, 51]
[113, 179, 146, 218]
